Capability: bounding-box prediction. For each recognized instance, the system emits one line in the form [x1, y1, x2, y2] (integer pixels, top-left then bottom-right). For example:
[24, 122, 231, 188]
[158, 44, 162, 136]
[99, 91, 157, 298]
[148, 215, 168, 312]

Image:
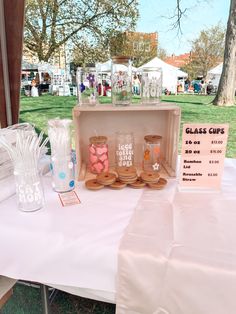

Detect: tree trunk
[213, 0, 236, 106]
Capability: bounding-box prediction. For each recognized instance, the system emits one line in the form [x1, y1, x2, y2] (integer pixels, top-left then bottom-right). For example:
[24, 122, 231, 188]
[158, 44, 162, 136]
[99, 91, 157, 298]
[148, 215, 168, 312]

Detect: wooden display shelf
[73, 103, 181, 180]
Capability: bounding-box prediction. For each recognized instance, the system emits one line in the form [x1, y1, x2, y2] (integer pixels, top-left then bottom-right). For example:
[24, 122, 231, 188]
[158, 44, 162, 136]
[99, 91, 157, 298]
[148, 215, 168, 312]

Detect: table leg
[40, 284, 50, 314]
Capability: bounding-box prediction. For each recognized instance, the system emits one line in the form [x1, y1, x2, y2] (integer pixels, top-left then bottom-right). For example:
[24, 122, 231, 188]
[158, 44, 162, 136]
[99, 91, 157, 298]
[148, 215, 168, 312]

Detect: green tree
[213, 0, 236, 106]
[182, 24, 225, 79]
[174, 0, 235, 106]
[157, 46, 168, 60]
[24, 0, 139, 62]
[72, 37, 109, 66]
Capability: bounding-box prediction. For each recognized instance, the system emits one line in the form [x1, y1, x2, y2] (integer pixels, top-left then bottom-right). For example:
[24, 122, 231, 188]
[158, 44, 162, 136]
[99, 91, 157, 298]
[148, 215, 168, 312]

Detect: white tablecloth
[0, 159, 236, 310]
[116, 158, 236, 314]
[0, 174, 144, 303]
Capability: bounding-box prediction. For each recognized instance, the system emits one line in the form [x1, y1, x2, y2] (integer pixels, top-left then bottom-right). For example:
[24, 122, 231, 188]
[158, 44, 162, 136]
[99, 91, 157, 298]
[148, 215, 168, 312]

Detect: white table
[0, 173, 144, 303]
[0, 159, 236, 314]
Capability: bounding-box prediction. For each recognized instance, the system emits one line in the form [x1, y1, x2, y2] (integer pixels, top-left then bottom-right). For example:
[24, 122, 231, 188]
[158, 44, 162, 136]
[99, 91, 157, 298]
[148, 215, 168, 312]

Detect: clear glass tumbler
[14, 166, 44, 212]
[76, 66, 97, 106]
[50, 155, 75, 192]
[141, 67, 162, 104]
[111, 56, 132, 106]
[143, 135, 162, 172]
[115, 132, 134, 168]
[48, 119, 75, 192]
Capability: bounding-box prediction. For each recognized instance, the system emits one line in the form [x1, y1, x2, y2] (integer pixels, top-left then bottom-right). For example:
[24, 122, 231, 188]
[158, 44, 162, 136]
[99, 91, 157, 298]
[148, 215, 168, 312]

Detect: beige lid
[89, 136, 107, 145]
[144, 135, 162, 143]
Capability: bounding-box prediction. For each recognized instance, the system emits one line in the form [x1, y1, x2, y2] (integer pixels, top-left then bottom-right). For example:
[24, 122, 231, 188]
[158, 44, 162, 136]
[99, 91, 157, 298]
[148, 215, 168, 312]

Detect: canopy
[138, 57, 188, 93]
[21, 60, 38, 71]
[21, 60, 59, 73]
[207, 63, 223, 86]
[96, 60, 138, 73]
[208, 63, 223, 75]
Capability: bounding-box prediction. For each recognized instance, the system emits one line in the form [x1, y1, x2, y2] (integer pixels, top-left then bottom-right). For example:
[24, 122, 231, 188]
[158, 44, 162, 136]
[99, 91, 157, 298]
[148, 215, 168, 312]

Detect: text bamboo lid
[89, 136, 107, 145]
[144, 135, 162, 143]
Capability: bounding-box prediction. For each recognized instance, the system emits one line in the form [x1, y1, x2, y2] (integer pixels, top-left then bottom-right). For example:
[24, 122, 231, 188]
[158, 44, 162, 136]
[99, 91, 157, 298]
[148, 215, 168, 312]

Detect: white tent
[96, 59, 138, 72]
[207, 63, 223, 86]
[138, 57, 188, 93]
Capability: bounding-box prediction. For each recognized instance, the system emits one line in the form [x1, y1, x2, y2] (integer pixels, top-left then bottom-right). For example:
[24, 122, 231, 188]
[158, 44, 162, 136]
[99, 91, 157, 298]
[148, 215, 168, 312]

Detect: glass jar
[143, 135, 162, 172]
[50, 155, 75, 193]
[76, 66, 97, 106]
[141, 67, 162, 104]
[14, 166, 44, 212]
[111, 56, 132, 106]
[115, 132, 134, 168]
[48, 119, 75, 192]
[89, 136, 109, 174]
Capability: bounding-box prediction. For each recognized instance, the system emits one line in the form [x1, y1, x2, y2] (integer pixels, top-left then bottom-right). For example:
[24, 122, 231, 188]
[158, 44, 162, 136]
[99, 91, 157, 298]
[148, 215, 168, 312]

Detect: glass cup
[89, 136, 109, 174]
[111, 56, 132, 106]
[76, 66, 97, 106]
[141, 67, 162, 104]
[50, 155, 75, 192]
[48, 119, 75, 192]
[143, 135, 162, 172]
[14, 166, 44, 212]
[115, 132, 134, 168]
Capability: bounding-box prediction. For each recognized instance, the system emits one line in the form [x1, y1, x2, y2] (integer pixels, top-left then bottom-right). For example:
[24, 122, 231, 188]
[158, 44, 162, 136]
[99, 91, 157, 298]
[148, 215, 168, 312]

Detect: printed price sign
[179, 123, 229, 189]
[59, 191, 81, 207]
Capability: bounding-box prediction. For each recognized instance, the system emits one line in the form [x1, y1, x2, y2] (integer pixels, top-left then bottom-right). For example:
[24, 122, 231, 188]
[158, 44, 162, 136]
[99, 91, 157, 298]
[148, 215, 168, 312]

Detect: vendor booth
[1, 1, 236, 313]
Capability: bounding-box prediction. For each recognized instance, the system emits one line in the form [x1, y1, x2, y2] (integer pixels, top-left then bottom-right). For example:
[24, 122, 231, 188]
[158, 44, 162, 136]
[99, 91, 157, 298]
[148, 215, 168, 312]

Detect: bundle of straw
[0, 130, 49, 171]
[48, 119, 72, 157]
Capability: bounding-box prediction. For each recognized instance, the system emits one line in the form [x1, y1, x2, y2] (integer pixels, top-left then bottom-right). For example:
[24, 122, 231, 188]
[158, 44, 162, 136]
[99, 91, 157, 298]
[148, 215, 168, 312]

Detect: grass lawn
[19, 94, 236, 157]
[2, 93, 235, 314]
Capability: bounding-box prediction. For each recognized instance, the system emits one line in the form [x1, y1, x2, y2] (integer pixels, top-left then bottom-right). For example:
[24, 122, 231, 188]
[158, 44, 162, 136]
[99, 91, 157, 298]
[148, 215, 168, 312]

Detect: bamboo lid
[89, 136, 107, 145]
[144, 135, 162, 144]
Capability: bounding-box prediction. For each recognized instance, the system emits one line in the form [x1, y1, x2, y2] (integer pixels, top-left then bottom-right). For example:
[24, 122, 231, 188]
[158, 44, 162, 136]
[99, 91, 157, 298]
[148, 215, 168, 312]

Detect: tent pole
[0, 0, 12, 126]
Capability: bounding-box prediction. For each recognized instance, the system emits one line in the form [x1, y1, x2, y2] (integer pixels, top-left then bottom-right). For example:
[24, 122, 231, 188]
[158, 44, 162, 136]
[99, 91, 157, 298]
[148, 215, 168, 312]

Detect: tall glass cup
[111, 56, 132, 106]
[115, 132, 134, 168]
[141, 67, 162, 104]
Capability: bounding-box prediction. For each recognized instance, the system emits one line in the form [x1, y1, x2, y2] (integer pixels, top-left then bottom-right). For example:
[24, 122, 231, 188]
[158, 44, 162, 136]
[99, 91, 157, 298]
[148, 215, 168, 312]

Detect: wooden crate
[73, 104, 181, 180]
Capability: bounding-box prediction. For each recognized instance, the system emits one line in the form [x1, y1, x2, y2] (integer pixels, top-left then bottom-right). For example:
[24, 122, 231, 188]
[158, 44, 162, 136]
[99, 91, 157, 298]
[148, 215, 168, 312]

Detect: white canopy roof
[207, 63, 223, 86]
[96, 59, 138, 72]
[21, 60, 60, 73]
[138, 57, 188, 93]
[208, 63, 223, 75]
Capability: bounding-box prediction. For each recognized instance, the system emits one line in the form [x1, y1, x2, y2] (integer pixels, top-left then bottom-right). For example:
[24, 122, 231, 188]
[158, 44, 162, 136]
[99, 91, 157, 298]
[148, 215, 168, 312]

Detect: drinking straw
[0, 130, 49, 170]
[48, 119, 72, 157]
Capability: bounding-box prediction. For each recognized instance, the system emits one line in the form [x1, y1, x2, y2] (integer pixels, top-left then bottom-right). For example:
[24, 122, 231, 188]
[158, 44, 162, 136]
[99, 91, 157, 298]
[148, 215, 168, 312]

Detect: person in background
[132, 74, 141, 95]
[31, 79, 39, 97]
[184, 78, 190, 93]
[201, 80, 207, 95]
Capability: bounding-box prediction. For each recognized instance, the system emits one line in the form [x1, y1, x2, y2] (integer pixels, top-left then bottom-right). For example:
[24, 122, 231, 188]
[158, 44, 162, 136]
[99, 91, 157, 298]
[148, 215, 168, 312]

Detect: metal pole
[0, 0, 13, 126]
[40, 284, 50, 314]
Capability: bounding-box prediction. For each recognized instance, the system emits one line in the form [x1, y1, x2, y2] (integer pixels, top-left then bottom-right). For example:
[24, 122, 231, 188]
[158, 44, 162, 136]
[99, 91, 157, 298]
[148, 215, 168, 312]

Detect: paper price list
[180, 124, 229, 189]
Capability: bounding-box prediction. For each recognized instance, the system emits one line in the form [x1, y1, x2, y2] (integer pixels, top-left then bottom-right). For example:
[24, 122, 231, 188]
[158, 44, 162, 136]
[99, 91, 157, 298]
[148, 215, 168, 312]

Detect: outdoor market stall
[1, 3, 236, 312]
